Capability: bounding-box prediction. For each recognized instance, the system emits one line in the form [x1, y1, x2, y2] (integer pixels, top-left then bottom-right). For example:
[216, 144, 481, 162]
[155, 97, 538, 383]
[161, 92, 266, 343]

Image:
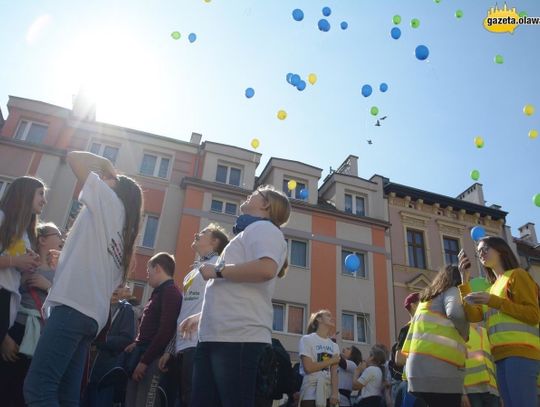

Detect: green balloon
[471, 170, 480, 181]
[455, 10, 463, 19]
[411, 18, 420, 28]
[434, 0, 441, 3]
[171, 31, 181, 40]
[370, 106, 379, 116]
[494, 54, 504, 64]
[519, 11, 528, 18]
[533, 193, 540, 207]
[470, 277, 491, 292]
[393, 15, 401, 25]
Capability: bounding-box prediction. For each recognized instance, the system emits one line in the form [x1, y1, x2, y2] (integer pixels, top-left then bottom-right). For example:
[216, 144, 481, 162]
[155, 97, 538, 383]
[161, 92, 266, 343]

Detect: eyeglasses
[41, 232, 63, 240]
[477, 246, 490, 255]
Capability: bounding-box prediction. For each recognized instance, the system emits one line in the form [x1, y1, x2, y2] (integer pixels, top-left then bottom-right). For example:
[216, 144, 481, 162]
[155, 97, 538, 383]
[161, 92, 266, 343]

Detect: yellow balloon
[529, 129, 538, 139]
[277, 110, 287, 120]
[474, 136, 484, 148]
[524, 104, 535, 116]
[250, 138, 260, 149]
[287, 180, 297, 190]
[308, 73, 317, 85]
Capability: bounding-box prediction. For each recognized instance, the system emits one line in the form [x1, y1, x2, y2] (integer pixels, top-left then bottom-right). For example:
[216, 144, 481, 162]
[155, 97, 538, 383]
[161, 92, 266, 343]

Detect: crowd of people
[0, 150, 539, 407]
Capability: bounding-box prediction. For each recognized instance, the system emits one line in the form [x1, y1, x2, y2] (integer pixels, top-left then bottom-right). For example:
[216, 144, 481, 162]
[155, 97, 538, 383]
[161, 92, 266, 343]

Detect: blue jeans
[190, 341, 267, 407]
[496, 356, 540, 407]
[24, 305, 98, 407]
[467, 392, 500, 407]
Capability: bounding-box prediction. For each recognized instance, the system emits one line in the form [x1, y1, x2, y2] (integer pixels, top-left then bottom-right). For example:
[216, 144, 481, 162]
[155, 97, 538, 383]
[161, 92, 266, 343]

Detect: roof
[258, 157, 323, 182]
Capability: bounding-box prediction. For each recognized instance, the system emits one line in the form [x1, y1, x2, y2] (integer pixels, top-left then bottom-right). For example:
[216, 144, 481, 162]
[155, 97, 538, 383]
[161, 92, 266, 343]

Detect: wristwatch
[214, 261, 225, 279]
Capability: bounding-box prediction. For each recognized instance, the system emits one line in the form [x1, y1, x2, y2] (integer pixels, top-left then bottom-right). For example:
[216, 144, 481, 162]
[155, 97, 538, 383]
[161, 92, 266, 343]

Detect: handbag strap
[28, 287, 46, 324]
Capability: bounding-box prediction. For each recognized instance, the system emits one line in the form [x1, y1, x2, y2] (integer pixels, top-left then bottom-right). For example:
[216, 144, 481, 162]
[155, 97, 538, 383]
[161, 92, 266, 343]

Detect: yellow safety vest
[485, 270, 540, 353]
[402, 300, 467, 367]
[464, 324, 498, 395]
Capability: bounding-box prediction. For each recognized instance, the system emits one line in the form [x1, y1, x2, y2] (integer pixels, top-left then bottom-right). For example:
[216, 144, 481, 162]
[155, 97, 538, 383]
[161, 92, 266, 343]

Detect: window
[287, 239, 308, 267]
[443, 237, 460, 266]
[344, 194, 366, 216]
[210, 199, 238, 216]
[215, 164, 242, 186]
[14, 120, 48, 144]
[272, 302, 305, 334]
[140, 153, 171, 179]
[89, 142, 119, 164]
[342, 312, 370, 343]
[407, 229, 426, 269]
[0, 180, 11, 200]
[141, 215, 159, 248]
[341, 249, 367, 278]
[282, 179, 307, 200]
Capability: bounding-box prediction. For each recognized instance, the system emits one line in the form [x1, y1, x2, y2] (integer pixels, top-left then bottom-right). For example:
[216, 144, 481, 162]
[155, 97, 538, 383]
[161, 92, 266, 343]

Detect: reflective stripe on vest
[402, 301, 466, 367]
[485, 270, 540, 352]
[464, 325, 498, 394]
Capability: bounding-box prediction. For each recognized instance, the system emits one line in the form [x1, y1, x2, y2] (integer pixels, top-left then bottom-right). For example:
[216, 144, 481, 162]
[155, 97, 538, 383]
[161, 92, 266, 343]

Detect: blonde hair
[37, 222, 62, 240]
[205, 223, 229, 254]
[307, 309, 331, 334]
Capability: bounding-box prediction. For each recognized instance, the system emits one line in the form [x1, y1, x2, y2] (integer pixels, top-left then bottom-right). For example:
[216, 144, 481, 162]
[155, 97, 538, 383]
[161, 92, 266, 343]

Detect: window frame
[210, 197, 239, 216]
[14, 119, 49, 144]
[139, 152, 171, 179]
[340, 248, 368, 278]
[0, 179, 11, 200]
[140, 214, 160, 249]
[89, 141, 120, 164]
[407, 228, 427, 269]
[282, 178, 307, 200]
[286, 238, 309, 268]
[344, 192, 366, 216]
[443, 236, 460, 266]
[215, 163, 243, 186]
[272, 301, 306, 335]
[342, 311, 370, 344]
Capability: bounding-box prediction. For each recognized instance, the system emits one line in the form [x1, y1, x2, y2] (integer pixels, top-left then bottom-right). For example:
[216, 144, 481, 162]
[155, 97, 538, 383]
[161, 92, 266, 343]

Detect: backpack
[256, 338, 295, 400]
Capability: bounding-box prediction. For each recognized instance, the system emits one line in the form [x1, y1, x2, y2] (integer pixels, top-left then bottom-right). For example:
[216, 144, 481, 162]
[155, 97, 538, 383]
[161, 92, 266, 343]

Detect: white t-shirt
[0, 209, 32, 326]
[198, 220, 287, 343]
[338, 359, 358, 406]
[45, 172, 125, 333]
[299, 332, 340, 400]
[357, 365, 383, 399]
[175, 255, 218, 352]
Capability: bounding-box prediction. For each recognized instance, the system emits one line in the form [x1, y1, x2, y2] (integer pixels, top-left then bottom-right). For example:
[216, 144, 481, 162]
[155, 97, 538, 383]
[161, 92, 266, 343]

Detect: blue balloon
[188, 33, 197, 43]
[380, 83, 388, 92]
[318, 19, 331, 32]
[415, 45, 430, 60]
[322, 6, 332, 17]
[292, 9, 304, 22]
[345, 254, 361, 272]
[471, 226, 486, 241]
[286, 73, 293, 84]
[391, 27, 401, 40]
[245, 88, 255, 98]
[340, 21, 348, 30]
[290, 74, 301, 86]
[296, 80, 306, 91]
[361, 84, 373, 97]
[299, 188, 308, 199]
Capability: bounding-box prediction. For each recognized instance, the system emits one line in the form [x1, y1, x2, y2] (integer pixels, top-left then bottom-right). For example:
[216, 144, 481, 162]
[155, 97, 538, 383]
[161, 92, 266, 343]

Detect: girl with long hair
[459, 236, 540, 407]
[338, 345, 362, 407]
[401, 265, 469, 407]
[24, 151, 143, 406]
[0, 177, 44, 357]
[352, 346, 386, 407]
[187, 185, 291, 407]
[298, 309, 340, 407]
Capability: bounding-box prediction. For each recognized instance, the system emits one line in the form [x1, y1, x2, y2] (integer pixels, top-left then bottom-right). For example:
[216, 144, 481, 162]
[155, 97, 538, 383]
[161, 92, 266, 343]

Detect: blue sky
[1, 0, 539, 234]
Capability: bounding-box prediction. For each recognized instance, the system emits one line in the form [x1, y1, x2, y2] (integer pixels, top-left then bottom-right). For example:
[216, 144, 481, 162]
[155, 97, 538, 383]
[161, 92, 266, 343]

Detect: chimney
[336, 155, 358, 177]
[71, 87, 96, 121]
[456, 183, 485, 205]
[518, 223, 537, 245]
[190, 132, 202, 145]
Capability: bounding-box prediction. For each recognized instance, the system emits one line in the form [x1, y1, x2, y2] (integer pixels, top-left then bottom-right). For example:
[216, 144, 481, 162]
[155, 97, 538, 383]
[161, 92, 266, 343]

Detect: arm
[444, 287, 469, 340]
[459, 284, 484, 322]
[300, 354, 340, 375]
[66, 151, 116, 184]
[338, 355, 347, 370]
[200, 258, 278, 283]
[330, 363, 339, 404]
[352, 362, 367, 391]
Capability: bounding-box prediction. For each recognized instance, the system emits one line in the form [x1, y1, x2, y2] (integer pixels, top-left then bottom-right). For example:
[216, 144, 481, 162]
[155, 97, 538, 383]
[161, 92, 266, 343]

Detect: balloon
[296, 80, 306, 91]
[379, 83, 388, 92]
[391, 27, 401, 40]
[308, 73, 317, 85]
[204, 0, 211, 2]
[171, 31, 181, 40]
[519, 11, 528, 18]
[298, 188, 308, 200]
[524, 104, 535, 116]
[455, 10, 464, 19]
[361, 84, 373, 97]
[411, 18, 420, 28]
[340, 21, 348, 30]
[344, 254, 361, 272]
[434, 0, 441, 4]
[534, 193, 540, 207]
[470, 169, 480, 181]
[286, 73, 294, 84]
[188, 33, 197, 43]
[471, 226, 486, 241]
[393, 15, 401, 25]
[415, 45, 429, 60]
[322, 7, 331, 17]
[277, 110, 287, 120]
[318, 19, 331, 32]
[287, 180, 297, 190]
[370, 106, 379, 116]
[529, 129, 538, 139]
[469, 277, 491, 292]
[292, 9, 304, 21]
[494, 54, 504, 64]
[245, 88, 255, 98]
[250, 138, 260, 149]
[474, 136, 484, 148]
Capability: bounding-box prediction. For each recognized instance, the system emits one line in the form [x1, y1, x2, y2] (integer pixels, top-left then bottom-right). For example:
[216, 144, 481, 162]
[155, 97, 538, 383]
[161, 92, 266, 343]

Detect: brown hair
[112, 175, 143, 282]
[148, 252, 176, 277]
[307, 309, 331, 334]
[36, 222, 62, 247]
[369, 345, 387, 378]
[206, 223, 229, 254]
[420, 265, 461, 302]
[477, 236, 520, 284]
[0, 176, 45, 252]
[349, 346, 363, 366]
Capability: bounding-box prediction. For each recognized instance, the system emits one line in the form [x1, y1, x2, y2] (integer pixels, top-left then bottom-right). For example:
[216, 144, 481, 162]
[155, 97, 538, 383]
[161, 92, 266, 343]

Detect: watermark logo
[484, 3, 540, 33]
